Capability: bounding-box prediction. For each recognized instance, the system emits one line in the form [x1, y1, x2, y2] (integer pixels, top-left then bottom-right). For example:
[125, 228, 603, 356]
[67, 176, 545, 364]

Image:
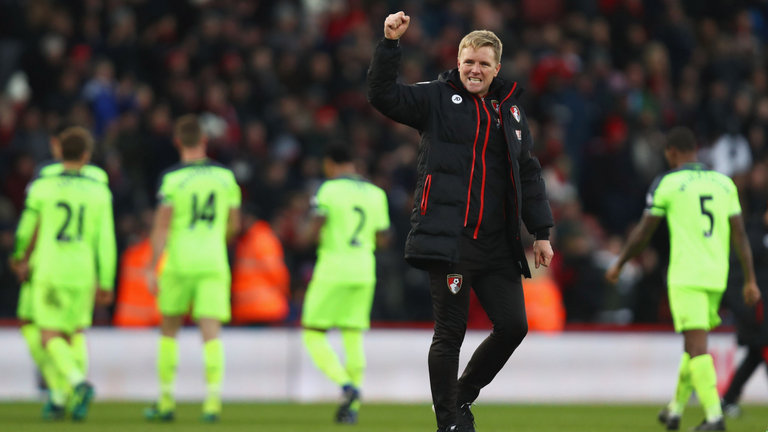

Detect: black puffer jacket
[367, 38, 553, 277]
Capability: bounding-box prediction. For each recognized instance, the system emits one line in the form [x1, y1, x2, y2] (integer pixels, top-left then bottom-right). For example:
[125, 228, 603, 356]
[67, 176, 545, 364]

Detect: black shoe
[692, 418, 725, 431]
[658, 407, 680, 431]
[334, 384, 360, 424]
[457, 403, 476, 432]
[437, 426, 459, 432]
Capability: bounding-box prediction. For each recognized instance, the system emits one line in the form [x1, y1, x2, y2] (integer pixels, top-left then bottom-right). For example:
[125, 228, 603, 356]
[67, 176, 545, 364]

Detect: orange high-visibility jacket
[522, 275, 565, 333]
[113, 238, 162, 327]
[231, 220, 290, 324]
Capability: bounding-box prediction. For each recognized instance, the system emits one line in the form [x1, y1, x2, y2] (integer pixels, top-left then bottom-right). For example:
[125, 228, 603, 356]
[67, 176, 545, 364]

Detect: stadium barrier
[0, 328, 764, 402]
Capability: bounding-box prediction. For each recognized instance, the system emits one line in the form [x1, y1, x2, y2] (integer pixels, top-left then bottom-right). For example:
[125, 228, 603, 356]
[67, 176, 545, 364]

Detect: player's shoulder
[33, 159, 59, 180]
[81, 163, 109, 184]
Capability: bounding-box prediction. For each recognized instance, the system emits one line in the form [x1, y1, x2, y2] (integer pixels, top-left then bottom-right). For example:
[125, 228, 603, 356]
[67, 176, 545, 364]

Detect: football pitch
[0, 402, 766, 432]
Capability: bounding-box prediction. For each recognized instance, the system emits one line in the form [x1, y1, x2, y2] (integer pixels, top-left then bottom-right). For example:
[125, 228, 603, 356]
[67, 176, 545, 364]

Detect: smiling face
[457, 45, 500, 98]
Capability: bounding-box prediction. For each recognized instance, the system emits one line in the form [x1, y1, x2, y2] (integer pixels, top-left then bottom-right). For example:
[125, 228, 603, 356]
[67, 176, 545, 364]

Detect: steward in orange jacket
[231, 218, 290, 324]
[113, 238, 162, 327]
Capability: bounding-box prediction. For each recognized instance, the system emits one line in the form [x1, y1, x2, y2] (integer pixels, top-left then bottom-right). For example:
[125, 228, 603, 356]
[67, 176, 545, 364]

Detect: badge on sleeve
[447, 274, 463, 294]
[510, 105, 521, 122]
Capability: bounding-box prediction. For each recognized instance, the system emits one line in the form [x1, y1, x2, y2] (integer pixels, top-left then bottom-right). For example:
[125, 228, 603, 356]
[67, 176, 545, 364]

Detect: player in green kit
[10, 126, 117, 421]
[11, 126, 111, 418]
[606, 127, 761, 431]
[144, 114, 241, 422]
[301, 145, 390, 424]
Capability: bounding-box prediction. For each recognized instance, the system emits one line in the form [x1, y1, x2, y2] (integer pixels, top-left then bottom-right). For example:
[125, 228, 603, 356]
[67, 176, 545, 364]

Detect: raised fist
[384, 11, 410, 40]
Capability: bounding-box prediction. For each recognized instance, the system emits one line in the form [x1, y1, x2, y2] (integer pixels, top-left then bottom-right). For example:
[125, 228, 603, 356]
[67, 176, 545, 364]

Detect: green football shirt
[13, 162, 109, 261]
[156, 159, 241, 274]
[646, 162, 741, 291]
[15, 170, 116, 290]
[36, 161, 109, 184]
[311, 175, 390, 284]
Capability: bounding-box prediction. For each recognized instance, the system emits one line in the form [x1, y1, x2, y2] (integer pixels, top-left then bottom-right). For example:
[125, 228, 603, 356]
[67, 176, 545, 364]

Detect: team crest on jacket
[447, 274, 463, 294]
[491, 100, 499, 113]
[510, 105, 521, 122]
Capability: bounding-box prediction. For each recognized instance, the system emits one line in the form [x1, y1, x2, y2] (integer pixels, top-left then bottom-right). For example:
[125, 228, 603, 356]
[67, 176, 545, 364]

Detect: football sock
[47, 337, 85, 386]
[41, 355, 70, 406]
[203, 338, 224, 411]
[20, 324, 46, 370]
[341, 329, 365, 412]
[303, 329, 350, 386]
[157, 336, 178, 409]
[71, 332, 88, 376]
[689, 354, 722, 421]
[668, 352, 692, 415]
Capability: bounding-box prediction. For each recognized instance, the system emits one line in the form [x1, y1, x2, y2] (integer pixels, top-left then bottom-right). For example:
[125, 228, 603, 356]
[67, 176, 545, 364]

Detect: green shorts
[16, 282, 34, 322]
[301, 279, 375, 330]
[32, 282, 93, 334]
[158, 271, 231, 322]
[668, 285, 723, 332]
[78, 286, 96, 329]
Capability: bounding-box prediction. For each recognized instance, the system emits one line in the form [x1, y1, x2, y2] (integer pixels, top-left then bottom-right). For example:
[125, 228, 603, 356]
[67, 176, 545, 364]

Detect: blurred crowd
[0, 0, 767, 327]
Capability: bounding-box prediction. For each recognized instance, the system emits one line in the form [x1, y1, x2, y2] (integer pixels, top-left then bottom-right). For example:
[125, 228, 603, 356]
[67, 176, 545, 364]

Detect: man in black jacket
[367, 11, 554, 432]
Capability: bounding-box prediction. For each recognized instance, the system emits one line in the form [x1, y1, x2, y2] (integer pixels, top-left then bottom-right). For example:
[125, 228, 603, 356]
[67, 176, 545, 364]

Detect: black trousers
[427, 259, 527, 428]
[722, 346, 767, 404]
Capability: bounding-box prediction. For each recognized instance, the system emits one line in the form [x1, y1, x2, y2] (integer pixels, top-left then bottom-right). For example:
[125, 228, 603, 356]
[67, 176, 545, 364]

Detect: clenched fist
[384, 11, 410, 40]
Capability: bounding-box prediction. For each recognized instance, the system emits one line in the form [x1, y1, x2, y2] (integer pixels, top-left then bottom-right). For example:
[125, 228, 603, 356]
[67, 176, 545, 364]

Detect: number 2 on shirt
[349, 206, 366, 247]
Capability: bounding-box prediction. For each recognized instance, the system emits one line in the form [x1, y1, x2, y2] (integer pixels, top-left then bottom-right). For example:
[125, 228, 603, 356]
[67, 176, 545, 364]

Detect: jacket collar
[439, 68, 520, 99]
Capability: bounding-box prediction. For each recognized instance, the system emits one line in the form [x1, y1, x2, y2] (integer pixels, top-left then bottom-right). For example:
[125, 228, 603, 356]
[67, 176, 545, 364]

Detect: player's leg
[660, 351, 692, 428]
[672, 288, 724, 430]
[333, 282, 375, 424]
[36, 284, 94, 420]
[145, 314, 183, 421]
[18, 282, 47, 373]
[721, 346, 762, 417]
[198, 317, 223, 421]
[71, 287, 95, 378]
[193, 272, 231, 422]
[70, 331, 88, 377]
[302, 328, 352, 386]
[301, 279, 353, 384]
[340, 328, 365, 416]
[456, 265, 526, 432]
[427, 262, 472, 431]
[146, 271, 190, 421]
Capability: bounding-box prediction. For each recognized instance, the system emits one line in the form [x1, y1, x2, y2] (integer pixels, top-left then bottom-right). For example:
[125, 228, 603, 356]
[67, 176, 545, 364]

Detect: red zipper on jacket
[463, 97, 482, 226]
[420, 173, 432, 215]
[472, 98, 492, 239]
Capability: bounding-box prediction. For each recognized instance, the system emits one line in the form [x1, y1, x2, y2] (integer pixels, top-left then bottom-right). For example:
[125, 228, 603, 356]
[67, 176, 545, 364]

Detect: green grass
[0, 402, 766, 432]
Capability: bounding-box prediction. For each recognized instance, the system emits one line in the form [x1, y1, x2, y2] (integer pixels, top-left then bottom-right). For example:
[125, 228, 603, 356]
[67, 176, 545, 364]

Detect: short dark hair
[174, 114, 203, 148]
[58, 126, 93, 161]
[665, 127, 697, 152]
[325, 144, 352, 163]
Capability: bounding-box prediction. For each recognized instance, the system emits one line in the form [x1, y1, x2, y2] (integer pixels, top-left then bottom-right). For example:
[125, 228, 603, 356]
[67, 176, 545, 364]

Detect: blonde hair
[58, 126, 94, 161]
[458, 30, 503, 64]
[173, 114, 203, 148]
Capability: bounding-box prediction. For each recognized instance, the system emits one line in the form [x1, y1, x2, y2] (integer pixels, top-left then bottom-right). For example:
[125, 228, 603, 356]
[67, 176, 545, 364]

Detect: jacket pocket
[419, 174, 432, 215]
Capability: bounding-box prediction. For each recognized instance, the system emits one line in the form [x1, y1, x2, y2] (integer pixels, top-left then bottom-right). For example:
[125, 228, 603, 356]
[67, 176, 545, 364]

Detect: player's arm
[375, 229, 392, 250]
[605, 212, 663, 284]
[146, 204, 172, 295]
[95, 192, 118, 306]
[227, 206, 241, 243]
[299, 214, 326, 249]
[10, 184, 42, 281]
[729, 214, 761, 305]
